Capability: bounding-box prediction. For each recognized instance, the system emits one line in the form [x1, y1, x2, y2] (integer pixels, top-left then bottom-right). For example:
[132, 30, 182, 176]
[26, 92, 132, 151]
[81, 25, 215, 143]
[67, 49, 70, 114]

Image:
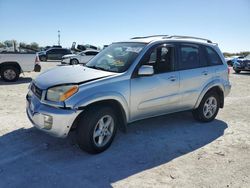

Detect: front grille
[31, 83, 43, 99]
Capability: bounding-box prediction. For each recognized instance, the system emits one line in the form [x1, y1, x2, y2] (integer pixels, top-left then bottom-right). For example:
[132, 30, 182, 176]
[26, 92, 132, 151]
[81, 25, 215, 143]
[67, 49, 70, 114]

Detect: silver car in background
[61, 49, 99, 65]
[26, 35, 231, 154]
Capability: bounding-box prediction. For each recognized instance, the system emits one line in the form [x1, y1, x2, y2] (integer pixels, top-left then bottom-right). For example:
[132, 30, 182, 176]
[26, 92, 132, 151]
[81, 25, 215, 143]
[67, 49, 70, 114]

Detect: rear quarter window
[205, 47, 223, 66]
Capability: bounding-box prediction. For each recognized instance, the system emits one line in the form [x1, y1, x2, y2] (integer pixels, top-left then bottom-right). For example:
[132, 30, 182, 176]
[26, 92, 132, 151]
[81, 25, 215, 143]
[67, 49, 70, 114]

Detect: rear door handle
[202, 71, 208, 75]
[168, 76, 176, 81]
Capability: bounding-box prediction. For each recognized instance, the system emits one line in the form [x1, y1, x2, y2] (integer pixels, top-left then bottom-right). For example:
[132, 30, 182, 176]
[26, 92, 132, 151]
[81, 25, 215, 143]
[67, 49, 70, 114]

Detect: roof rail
[131, 35, 169, 39]
[164, 35, 213, 43]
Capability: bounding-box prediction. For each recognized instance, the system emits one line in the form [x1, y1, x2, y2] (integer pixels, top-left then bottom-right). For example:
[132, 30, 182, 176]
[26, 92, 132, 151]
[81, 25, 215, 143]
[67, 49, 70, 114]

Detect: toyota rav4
[26, 35, 231, 154]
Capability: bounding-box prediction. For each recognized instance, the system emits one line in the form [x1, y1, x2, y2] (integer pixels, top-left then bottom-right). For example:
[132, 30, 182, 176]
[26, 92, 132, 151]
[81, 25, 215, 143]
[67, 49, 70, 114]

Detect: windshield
[77, 51, 85, 55]
[245, 54, 250, 59]
[85, 42, 146, 73]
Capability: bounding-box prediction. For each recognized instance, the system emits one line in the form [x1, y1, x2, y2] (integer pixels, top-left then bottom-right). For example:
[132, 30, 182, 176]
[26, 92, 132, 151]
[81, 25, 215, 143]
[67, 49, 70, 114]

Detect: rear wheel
[192, 91, 219, 122]
[0, 66, 20, 82]
[76, 106, 117, 154]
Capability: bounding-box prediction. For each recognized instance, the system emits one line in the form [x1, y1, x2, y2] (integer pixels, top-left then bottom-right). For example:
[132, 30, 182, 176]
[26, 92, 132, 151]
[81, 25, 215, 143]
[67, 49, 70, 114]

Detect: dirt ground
[0, 62, 249, 188]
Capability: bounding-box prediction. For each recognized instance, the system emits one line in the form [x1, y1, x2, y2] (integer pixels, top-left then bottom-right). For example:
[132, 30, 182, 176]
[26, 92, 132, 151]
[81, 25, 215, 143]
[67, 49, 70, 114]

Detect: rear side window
[62, 49, 71, 54]
[178, 44, 208, 70]
[205, 47, 223, 66]
[179, 46, 198, 70]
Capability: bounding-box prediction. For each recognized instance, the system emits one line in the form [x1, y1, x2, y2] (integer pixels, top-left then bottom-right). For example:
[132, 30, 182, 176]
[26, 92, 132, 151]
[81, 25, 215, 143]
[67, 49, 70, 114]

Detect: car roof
[119, 35, 217, 47]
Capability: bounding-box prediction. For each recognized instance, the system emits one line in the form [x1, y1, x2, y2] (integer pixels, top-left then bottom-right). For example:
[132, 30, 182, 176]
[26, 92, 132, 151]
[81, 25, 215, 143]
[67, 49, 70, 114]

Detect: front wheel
[40, 55, 47, 61]
[192, 91, 219, 122]
[76, 106, 117, 154]
[70, 59, 79, 65]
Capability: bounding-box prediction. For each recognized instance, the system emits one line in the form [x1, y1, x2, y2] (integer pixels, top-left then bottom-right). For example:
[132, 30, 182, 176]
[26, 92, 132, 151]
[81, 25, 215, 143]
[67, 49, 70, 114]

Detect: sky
[0, 0, 249, 52]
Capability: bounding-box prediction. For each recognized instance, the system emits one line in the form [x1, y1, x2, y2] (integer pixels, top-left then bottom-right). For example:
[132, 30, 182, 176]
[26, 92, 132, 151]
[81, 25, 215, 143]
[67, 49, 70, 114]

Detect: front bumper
[26, 93, 82, 138]
[61, 58, 70, 64]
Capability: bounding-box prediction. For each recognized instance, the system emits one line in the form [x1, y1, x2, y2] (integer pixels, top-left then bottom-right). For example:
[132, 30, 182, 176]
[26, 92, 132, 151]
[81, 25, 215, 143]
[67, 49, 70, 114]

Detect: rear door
[204, 46, 226, 80]
[178, 43, 214, 109]
[130, 43, 181, 121]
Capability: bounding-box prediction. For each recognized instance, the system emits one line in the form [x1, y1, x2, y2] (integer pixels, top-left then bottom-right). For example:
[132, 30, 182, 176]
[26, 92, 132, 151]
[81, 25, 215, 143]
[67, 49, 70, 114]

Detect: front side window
[86, 43, 146, 73]
[143, 44, 174, 74]
[205, 47, 223, 65]
[47, 49, 56, 54]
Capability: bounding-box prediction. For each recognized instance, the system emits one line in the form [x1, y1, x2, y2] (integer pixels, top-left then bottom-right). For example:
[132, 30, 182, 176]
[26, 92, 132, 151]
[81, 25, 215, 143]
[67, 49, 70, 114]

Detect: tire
[70, 59, 79, 65]
[192, 91, 220, 122]
[76, 106, 117, 154]
[40, 55, 47, 61]
[234, 69, 241, 74]
[0, 66, 20, 82]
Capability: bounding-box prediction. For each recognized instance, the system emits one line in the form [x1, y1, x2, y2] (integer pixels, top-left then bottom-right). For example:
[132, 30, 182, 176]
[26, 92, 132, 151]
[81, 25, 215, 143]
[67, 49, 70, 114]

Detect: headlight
[46, 85, 78, 102]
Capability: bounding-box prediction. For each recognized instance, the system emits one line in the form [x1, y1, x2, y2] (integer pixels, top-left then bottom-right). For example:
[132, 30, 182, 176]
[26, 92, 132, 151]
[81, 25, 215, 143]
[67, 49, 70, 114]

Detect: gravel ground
[0, 62, 249, 188]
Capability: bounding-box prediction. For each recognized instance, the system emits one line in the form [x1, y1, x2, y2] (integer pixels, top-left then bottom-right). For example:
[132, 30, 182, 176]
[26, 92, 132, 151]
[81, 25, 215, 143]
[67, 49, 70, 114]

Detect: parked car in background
[61, 50, 99, 65]
[225, 56, 244, 66]
[233, 54, 250, 73]
[0, 52, 40, 82]
[38, 48, 72, 61]
[26, 35, 231, 154]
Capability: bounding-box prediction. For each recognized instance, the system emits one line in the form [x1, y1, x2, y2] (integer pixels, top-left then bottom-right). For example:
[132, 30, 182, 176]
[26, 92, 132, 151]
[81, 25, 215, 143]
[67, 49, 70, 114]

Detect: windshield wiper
[85, 65, 108, 71]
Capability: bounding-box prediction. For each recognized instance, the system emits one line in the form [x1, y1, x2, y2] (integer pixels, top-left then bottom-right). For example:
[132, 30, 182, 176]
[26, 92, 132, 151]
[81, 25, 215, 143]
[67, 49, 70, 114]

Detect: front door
[130, 44, 180, 121]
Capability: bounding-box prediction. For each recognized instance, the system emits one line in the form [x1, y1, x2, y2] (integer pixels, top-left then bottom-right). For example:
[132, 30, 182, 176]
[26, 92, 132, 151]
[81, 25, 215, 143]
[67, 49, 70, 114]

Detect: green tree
[0, 42, 5, 48]
[30, 42, 39, 50]
[4, 40, 13, 47]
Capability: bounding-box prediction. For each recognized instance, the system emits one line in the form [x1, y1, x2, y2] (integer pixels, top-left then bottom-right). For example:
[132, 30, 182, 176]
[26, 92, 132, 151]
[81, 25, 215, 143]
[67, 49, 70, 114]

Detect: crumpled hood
[34, 65, 117, 89]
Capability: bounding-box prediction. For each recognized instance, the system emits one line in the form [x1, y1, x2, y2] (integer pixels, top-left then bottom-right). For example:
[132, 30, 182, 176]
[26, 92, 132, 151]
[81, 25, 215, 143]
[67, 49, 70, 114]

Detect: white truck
[0, 52, 41, 82]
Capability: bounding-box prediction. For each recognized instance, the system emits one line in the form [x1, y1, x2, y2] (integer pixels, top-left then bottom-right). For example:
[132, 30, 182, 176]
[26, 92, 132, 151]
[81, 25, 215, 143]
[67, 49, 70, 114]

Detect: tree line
[223, 51, 250, 57]
[0, 40, 40, 51]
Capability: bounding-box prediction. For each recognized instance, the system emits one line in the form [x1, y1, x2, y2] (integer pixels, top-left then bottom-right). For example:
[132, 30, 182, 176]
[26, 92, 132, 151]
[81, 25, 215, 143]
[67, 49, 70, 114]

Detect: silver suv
[26, 35, 231, 154]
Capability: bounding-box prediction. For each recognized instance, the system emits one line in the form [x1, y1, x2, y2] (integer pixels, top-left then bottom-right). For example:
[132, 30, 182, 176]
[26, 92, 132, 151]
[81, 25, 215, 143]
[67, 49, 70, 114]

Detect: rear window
[205, 47, 223, 66]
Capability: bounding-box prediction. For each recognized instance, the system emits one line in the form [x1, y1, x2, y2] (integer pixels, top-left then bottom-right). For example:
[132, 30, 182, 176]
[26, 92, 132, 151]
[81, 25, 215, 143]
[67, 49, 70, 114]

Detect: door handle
[168, 76, 176, 81]
[202, 71, 208, 75]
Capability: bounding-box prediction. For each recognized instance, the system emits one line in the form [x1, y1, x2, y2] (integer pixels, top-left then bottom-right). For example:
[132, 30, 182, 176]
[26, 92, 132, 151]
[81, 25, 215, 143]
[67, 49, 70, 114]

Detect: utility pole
[58, 30, 60, 46]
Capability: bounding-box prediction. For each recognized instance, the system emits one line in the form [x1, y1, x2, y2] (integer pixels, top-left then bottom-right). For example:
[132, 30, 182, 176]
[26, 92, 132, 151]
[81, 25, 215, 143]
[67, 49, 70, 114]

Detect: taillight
[35, 55, 40, 64]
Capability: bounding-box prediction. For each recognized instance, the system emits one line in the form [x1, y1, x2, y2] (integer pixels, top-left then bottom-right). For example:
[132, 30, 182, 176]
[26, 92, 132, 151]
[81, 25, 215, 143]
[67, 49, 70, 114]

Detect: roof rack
[131, 35, 169, 39]
[164, 35, 213, 43]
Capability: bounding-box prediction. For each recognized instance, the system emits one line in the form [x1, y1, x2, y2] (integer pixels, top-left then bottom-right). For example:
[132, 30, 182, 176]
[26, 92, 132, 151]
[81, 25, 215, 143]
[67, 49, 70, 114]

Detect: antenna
[58, 30, 61, 45]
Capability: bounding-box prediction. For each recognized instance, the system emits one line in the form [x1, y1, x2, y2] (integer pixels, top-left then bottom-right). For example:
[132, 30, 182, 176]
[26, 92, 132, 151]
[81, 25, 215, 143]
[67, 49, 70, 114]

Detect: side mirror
[138, 65, 154, 76]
